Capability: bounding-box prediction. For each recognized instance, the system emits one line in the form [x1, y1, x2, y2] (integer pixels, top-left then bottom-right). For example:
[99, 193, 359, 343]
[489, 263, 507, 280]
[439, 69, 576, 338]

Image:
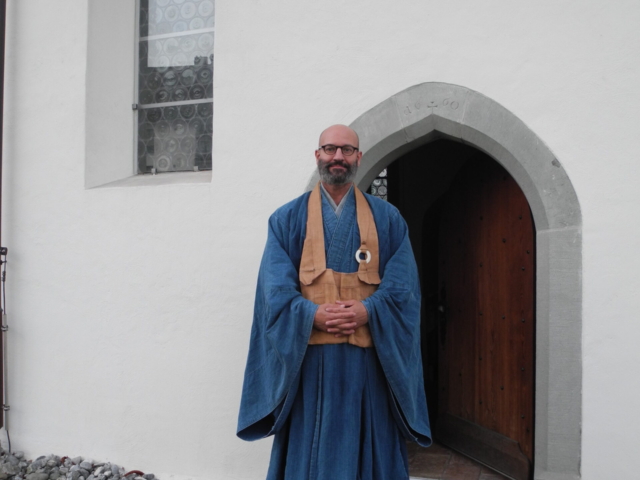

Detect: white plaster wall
[1, 0, 639, 479]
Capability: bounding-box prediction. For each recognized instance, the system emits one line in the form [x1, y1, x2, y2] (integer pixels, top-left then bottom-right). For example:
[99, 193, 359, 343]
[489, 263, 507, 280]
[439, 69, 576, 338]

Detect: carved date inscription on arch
[403, 97, 460, 115]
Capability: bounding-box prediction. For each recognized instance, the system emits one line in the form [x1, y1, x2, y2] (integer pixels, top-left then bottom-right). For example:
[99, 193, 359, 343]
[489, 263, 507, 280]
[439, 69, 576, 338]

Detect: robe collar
[320, 183, 353, 218]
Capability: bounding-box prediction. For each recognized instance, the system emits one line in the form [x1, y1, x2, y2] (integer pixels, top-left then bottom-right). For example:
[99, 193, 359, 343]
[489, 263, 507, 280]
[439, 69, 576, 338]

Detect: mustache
[327, 160, 349, 168]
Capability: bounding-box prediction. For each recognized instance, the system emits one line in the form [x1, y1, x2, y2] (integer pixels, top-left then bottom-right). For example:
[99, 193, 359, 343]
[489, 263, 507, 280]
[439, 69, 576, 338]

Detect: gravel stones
[0, 450, 157, 480]
[0, 462, 21, 478]
[26, 474, 48, 480]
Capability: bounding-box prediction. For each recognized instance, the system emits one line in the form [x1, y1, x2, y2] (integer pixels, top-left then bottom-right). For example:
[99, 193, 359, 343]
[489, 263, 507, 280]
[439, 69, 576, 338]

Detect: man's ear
[356, 151, 363, 166]
[315, 149, 321, 163]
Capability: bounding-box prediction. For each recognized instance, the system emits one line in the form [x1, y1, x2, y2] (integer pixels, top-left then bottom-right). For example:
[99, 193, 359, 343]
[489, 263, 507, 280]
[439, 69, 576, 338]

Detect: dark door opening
[375, 139, 535, 480]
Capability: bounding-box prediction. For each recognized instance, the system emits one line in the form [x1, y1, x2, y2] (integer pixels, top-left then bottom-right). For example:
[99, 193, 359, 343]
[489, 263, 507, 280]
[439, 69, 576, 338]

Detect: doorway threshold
[408, 441, 509, 480]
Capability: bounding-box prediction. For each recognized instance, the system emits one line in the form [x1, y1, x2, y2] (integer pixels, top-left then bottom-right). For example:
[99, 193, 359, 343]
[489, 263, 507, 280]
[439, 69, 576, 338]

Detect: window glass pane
[138, 0, 214, 173]
[140, 0, 215, 37]
[139, 34, 213, 105]
[138, 104, 213, 172]
[368, 168, 388, 201]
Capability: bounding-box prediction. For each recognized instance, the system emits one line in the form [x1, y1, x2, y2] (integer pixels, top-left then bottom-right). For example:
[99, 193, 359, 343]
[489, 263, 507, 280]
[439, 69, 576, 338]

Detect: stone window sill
[93, 170, 212, 189]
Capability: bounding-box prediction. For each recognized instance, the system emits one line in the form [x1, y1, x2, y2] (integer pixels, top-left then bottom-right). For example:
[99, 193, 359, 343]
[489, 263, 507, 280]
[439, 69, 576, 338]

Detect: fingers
[324, 308, 353, 313]
[325, 316, 356, 326]
[335, 300, 356, 307]
[323, 305, 356, 320]
[326, 322, 357, 333]
[315, 303, 364, 337]
[324, 313, 356, 322]
[324, 311, 355, 318]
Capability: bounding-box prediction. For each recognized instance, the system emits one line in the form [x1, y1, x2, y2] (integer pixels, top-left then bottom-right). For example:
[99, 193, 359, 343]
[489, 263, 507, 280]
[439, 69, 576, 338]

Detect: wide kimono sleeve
[237, 209, 318, 441]
[361, 207, 433, 447]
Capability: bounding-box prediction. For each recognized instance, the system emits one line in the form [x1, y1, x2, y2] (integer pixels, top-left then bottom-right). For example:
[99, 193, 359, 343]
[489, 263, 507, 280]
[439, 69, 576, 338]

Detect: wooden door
[436, 155, 535, 480]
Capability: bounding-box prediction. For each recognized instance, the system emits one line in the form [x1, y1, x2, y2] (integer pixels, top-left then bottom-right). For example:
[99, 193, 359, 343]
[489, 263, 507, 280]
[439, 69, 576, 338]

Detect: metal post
[0, 0, 9, 434]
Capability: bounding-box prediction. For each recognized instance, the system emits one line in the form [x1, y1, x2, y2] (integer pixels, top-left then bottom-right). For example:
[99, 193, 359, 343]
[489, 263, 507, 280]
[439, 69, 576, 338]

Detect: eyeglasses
[318, 144, 359, 156]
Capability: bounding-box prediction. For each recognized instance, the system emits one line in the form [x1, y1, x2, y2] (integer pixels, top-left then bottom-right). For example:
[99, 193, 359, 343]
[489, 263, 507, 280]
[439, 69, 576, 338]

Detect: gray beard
[318, 159, 358, 186]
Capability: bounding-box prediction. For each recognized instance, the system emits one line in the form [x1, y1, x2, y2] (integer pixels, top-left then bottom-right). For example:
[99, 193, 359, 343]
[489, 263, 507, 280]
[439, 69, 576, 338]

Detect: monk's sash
[299, 183, 381, 348]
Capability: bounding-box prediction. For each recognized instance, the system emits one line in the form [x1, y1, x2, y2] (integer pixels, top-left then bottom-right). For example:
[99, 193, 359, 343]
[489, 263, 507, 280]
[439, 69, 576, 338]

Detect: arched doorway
[379, 140, 536, 479]
[306, 83, 582, 480]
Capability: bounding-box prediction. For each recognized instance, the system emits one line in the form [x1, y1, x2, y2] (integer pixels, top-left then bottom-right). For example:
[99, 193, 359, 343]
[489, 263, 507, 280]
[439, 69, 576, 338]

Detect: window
[136, 0, 215, 174]
[368, 168, 388, 201]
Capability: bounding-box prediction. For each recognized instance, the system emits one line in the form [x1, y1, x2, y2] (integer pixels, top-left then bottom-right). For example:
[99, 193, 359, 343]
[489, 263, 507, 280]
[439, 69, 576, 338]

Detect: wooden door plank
[437, 155, 535, 477]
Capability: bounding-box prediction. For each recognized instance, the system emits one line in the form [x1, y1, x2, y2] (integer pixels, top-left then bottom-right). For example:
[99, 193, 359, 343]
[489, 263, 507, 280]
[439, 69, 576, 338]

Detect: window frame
[134, 0, 215, 175]
[85, 0, 213, 189]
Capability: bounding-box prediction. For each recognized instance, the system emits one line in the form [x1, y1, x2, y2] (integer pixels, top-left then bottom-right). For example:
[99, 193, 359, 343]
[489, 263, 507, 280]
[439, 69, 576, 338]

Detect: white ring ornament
[355, 249, 372, 264]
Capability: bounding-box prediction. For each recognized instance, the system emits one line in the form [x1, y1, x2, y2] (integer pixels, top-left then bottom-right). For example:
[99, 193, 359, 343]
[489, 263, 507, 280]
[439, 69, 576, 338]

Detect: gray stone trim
[307, 82, 582, 479]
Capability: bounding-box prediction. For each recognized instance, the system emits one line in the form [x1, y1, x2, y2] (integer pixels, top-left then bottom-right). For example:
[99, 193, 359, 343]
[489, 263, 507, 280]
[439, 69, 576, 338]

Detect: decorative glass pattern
[368, 168, 388, 201]
[137, 0, 215, 173]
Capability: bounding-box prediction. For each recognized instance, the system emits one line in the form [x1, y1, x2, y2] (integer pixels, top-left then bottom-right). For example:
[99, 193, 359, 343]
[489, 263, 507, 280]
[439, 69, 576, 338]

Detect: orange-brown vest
[299, 184, 381, 348]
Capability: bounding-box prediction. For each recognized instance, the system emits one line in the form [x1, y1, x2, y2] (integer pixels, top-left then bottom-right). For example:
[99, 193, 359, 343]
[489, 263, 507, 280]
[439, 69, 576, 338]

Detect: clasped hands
[313, 300, 368, 337]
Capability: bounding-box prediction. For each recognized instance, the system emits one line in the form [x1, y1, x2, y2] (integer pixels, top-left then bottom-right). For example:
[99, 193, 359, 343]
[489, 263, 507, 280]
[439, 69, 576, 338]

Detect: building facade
[1, 1, 639, 479]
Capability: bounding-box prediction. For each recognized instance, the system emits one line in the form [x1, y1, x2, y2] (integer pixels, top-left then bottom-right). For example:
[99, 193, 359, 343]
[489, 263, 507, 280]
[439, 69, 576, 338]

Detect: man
[238, 125, 431, 479]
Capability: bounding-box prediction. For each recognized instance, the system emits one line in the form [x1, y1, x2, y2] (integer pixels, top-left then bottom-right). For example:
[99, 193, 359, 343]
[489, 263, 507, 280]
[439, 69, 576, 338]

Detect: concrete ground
[408, 441, 508, 480]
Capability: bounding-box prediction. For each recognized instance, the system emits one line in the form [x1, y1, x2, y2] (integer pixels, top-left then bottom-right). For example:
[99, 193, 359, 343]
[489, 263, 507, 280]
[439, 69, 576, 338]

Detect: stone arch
[307, 82, 582, 479]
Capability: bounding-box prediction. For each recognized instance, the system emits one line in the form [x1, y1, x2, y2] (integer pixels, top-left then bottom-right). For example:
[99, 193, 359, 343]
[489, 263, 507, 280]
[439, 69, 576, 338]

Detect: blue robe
[238, 188, 431, 478]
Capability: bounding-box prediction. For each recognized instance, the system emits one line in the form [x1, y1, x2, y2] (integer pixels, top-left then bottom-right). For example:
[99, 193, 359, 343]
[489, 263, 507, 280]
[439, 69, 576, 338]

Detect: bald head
[315, 124, 362, 186]
[318, 124, 360, 148]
